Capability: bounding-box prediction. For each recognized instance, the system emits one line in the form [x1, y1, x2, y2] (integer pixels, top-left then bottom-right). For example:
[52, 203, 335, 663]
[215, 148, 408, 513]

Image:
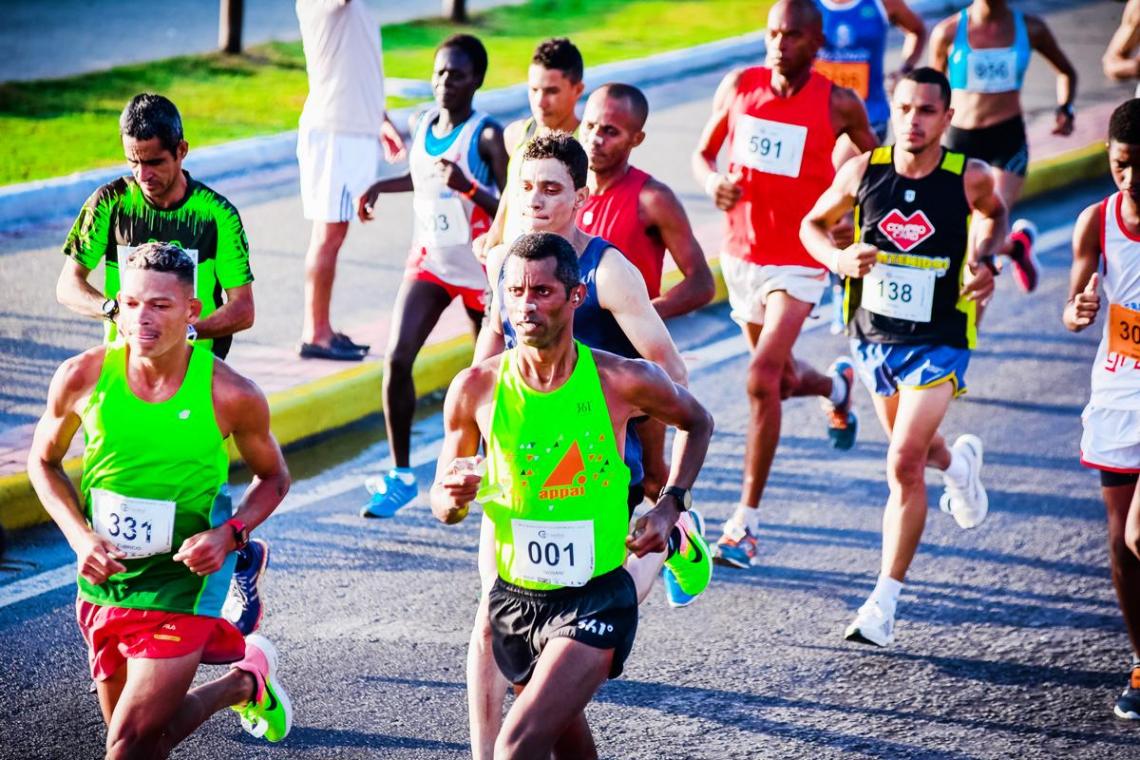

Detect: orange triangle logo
[542, 440, 585, 488]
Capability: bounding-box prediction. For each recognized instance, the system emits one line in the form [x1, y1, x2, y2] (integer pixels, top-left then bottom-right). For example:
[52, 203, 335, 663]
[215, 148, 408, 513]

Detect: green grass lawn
[0, 0, 770, 186]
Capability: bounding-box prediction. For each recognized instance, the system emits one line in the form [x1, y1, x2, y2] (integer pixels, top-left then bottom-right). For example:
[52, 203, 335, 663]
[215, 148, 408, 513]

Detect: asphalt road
[2, 175, 1137, 758]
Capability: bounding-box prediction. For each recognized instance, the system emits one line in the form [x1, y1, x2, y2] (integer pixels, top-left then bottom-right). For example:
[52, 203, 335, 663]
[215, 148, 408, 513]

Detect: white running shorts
[721, 255, 827, 327]
[1081, 404, 1140, 473]
[297, 128, 381, 223]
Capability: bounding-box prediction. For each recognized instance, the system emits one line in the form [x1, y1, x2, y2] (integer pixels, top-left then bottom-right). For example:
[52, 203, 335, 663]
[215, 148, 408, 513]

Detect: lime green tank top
[78, 343, 234, 615]
[483, 343, 631, 590]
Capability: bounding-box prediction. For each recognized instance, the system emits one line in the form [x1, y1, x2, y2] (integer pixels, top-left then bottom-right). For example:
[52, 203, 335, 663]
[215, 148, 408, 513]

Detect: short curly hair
[1110, 99, 1140, 145]
[125, 242, 195, 287]
[532, 37, 584, 83]
[521, 132, 588, 190]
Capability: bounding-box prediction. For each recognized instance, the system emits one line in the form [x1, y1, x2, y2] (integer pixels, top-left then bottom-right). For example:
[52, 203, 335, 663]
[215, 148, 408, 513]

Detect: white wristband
[704, 172, 722, 198]
[827, 248, 842, 274]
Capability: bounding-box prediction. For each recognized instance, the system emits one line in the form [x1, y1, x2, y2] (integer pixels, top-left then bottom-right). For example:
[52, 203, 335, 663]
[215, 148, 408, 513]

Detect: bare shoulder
[503, 118, 529, 151]
[53, 345, 107, 402]
[712, 67, 748, 106]
[448, 360, 499, 409]
[640, 176, 680, 213]
[212, 357, 268, 418]
[963, 157, 995, 185]
[594, 350, 668, 392]
[1074, 201, 1104, 241]
[931, 13, 959, 40]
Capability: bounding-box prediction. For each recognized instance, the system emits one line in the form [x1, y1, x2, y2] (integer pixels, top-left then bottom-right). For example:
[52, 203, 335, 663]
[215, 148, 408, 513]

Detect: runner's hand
[836, 243, 879, 279]
[961, 259, 996, 303]
[75, 532, 126, 585]
[381, 122, 407, 163]
[357, 184, 381, 222]
[707, 172, 743, 212]
[472, 233, 493, 264]
[173, 527, 233, 576]
[437, 159, 474, 194]
[1068, 272, 1100, 329]
[830, 213, 856, 250]
[432, 457, 483, 524]
[625, 500, 680, 557]
[1053, 108, 1075, 137]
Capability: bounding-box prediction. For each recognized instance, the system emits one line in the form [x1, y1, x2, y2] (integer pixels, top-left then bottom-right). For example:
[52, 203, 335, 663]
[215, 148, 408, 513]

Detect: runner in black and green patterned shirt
[58, 94, 254, 359]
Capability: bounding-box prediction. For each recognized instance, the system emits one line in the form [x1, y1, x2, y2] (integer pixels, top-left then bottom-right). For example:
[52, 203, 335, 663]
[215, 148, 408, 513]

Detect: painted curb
[0, 138, 1105, 532]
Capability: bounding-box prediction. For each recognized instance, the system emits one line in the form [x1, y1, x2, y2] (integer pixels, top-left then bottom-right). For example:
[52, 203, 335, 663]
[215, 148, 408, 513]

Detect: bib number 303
[90, 488, 176, 560]
[861, 264, 935, 323]
[1109, 303, 1140, 361]
[413, 196, 470, 248]
[731, 115, 807, 178]
[511, 519, 594, 587]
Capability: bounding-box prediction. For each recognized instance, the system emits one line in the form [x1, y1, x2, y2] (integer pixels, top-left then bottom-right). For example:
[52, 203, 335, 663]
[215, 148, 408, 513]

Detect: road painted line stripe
[0, 566, 74, 608]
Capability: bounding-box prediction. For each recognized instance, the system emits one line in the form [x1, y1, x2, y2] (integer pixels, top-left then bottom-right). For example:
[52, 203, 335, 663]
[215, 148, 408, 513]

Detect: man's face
[527, 65, 583, 127]
[117, 268, 200, 358]
[1110, 141, 1140, 204]
[580, 92, 644, 174]
[123, 135, 186, 205]
[518, 157, 587, 232]
[891, 80, 952, 154]
[766, 2, 822, 78]
[501, 254, 583, 348]
[432, 46, 480, 112]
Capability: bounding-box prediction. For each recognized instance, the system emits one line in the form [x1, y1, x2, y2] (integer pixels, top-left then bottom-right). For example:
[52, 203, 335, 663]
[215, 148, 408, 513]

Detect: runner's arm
[473, 245, 507, 365]
[927, 15, 956, 73]
[596, 250, 688, 386]
[1026, 15, 1077, 136]
[1063, 202, 1103, 332]
[356, 173, 415, 222]
[1105, 0, 1140, 81]
[191, 283, 254, 339]
[612, 358, 713, 557]
[430, 367, 488, 524]
[640, 180, 715, 319]
[961, 159, 1006, 302]
[692, 69, 745, 211]
[883, 0, 927, 73]
[381, 113, 408, 162]
[27, 349, 127, 583]
[833, 86, 878, 153]
[56, 258, 108, 319]
[800, 153, 877, 278]
[58, 188, 116, 319]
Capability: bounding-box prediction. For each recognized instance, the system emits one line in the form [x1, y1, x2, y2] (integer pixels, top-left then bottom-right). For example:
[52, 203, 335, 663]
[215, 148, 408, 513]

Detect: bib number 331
[511, 519, 594, 587]
[90, 488, 176, 559]
[731, 115, 807, 178]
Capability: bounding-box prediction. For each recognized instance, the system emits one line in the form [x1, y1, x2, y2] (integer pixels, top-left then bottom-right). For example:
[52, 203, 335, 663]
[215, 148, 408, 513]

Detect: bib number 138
[511, 519, 594, 587]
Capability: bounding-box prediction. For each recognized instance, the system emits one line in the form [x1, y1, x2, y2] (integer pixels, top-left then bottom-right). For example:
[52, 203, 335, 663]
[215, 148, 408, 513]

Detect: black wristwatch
[979, 255, 999, 276]
[101, 298, 119, 321]
[658, 486, 692, 511]
[1056, 103, 1075, 119]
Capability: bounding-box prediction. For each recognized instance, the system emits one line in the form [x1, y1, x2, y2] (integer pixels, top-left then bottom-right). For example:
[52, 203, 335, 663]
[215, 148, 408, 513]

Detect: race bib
[90, 488, 176, 560]
[1109, 303, 1140, 361]
[965, 49, 1018, 93]
[731, 115, 807, 178]
[511, 519, 594, 587]
[814, 59, 871, 100]
[117, 245, 199, 291]
[862, 264, 935, 323]
[413, 196, 470, 248]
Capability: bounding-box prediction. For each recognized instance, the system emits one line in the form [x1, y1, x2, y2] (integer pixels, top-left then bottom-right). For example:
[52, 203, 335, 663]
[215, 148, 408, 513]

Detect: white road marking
[0, 221, 1079, 610]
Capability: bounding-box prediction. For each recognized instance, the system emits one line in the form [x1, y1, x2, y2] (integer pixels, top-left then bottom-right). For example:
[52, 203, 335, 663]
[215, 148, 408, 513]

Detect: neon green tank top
[78, 343, 234, 615]
[483, 343, 631, 590]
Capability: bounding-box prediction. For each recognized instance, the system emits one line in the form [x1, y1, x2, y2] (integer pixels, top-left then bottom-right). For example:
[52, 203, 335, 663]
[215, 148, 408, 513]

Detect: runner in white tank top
[1063, 98, 1140, 721]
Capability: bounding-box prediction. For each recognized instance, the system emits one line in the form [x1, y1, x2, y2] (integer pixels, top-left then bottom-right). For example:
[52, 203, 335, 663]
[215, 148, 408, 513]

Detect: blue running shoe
[822, 357, 858, 451]
[663, 509, 712, 608]
[713, 521, 759, 569]
[223, 538, 269, 636]
[361, 470, 418, 518]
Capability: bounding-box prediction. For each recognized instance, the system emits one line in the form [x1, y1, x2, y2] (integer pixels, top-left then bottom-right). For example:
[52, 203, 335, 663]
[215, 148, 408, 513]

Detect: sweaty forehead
[528, 64, 571, 88]
[120, 268, 190, 298]
[893, 81, 944, 106]
[521, 157, 573, 184]
[504, 254, 559, 283]
[585, 93, 634, 126]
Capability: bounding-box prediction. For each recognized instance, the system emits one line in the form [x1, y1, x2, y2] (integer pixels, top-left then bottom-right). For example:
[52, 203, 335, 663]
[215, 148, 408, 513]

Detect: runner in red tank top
[692, 0, 878, 568]
[578, 83, 715, 316]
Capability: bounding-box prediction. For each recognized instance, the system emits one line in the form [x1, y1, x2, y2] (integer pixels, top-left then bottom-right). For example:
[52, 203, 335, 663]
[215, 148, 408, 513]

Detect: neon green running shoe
[230, 633, 293, 742]
[662, 508, 713, 606]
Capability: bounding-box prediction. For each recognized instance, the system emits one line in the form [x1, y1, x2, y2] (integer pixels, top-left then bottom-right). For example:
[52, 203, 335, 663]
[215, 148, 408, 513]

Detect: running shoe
[231, 633, 293, 742]
[939, 434, 988, 529]
[713, 519, 759, 569]
[361, 470, 417, 518]
[844, 600, 895, 647]
[222, 538, 270, 636]
[1007, 219, 1039, 293]
[1115, 666, 1140, 720]
[662, 508, 713, 607]
[821, 357, 859, 451]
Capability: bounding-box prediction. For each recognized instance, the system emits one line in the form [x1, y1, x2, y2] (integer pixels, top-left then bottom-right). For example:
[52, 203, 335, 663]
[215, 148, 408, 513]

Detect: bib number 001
[511, 519, 594, 587]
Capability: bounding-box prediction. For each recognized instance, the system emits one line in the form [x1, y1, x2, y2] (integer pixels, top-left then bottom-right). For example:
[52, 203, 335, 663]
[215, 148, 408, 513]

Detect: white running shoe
[844, 600, 895, 647]
[939, 434, 988, 530]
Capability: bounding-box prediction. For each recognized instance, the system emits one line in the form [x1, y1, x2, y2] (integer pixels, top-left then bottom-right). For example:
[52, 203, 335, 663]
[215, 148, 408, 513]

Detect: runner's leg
[96, 668, 127, 725]
[154, 668, 257, 759]
[303, 221, 350, 346]
[104, 650, 201, 760]
[469, 515, 508, 760]
[1106, 483, 1140, 658]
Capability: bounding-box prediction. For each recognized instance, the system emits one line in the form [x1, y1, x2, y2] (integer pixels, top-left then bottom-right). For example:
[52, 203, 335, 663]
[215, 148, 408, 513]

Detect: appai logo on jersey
[539, 441, 587, 500]
[878, 209, 936, 252]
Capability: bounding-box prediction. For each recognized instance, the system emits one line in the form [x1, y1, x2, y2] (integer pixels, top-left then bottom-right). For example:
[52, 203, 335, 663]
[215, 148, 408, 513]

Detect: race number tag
[731, 115, 807, 178]
[1109, 303, 1140, 361]
[965, 49, 1018, 93]
[90, 488, 176, 559]
[511, 519, 594, 587]
[814, 60, 871, 100]
[862, 265, 935, 322]
[413, 196, 470, 248]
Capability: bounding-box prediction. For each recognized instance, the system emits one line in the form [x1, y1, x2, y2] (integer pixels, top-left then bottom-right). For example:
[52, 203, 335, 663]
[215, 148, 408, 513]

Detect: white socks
[943, 447, 969, 487]
[732, 504, 762, 535]
[391, 467, 416, 485]
[828, 369, 848, 406]
[869, 573, 903, 617]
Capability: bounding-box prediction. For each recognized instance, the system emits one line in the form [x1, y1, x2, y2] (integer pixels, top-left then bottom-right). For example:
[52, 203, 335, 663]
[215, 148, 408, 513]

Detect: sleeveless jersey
[724, 67, 836, 269]
[483, 344, 631, 590]
[816, 0, 889, 126]
[497, 236, 645, 485]
[846, 147, 976, 348]
[78, 343, 235, 615]
[577, 166, 667, 298]
[1089, 192, 1140, 410]
[408, 107, 498, 290]
[62, 174, 253, 357]
[948, 8, 1031, 94]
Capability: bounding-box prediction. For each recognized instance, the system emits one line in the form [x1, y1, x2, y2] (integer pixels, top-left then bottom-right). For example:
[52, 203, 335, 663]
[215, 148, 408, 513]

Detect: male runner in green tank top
[28, 243, 292, 756]
[473, 37, 585, 261]
[431, 232, 713, 758]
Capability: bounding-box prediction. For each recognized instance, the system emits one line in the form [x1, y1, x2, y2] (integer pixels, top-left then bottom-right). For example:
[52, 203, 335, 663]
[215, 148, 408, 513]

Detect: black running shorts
[488, 567, 638, 685]
[944, 114, 1029, 177]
